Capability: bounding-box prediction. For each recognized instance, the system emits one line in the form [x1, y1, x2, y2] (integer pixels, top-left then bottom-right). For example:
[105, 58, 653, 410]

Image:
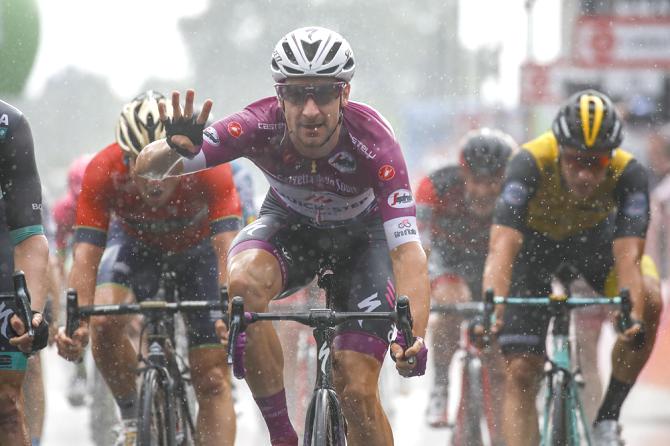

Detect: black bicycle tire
[453, 355, 485, 446]
[308, 389, 346, 446]
[138, 368, 172, 446]
[548, 374, 569, 446]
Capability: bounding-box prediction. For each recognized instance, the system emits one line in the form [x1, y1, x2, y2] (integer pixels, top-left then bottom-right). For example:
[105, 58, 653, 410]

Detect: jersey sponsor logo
[31, 203, 42, 211]
[304, 194, 334, 204]
[350, 135, 376, 160]
[502, 181, 528, 206]
[257, 122, 285, 130]
[328, 151, 357, 173]
[0, 302, 13, 339]
[227, 121, 243, 138]
[244, 220, 267, 236]
[388, 189, 414, 208]
[622, 192, 648, 218]
[378, 165, 395, 181]
[0, 127, 6, 140]
[0, 114, 8, 126]
[203, 126, 220, 146]
[357, 292, 382, 327]
[393, 218, 418, 239]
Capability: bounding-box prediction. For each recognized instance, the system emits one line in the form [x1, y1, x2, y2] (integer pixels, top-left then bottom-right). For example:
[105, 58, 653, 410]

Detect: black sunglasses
[275, 82, 345, 106]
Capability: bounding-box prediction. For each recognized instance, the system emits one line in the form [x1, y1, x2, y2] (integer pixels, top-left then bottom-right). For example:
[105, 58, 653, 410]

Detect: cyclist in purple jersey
[137, 26, 430, 446]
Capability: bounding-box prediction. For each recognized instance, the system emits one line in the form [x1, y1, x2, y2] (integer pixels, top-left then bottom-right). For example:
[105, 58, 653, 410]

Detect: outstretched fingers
[171, 90, 183, 121]
[183, 89, 195, 119]
[197, 99, 213, 125]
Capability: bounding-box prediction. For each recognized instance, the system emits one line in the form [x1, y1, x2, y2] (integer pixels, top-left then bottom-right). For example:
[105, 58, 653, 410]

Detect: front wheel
[138, 368, 176, 446]
[546, 373, 570, 446]
[453, 355, 486, 446]
[305, 389, 346, 446]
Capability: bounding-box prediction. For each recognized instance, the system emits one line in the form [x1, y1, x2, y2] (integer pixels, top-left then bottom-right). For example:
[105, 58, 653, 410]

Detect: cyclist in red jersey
[136, 27, 430, 446]
[416, 129, 516, 429]
[55, 91, 242, 446]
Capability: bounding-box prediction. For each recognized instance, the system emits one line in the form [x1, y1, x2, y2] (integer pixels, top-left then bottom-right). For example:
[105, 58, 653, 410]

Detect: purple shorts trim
[228, 240, 288, 288]
[333, 330, 388, 364]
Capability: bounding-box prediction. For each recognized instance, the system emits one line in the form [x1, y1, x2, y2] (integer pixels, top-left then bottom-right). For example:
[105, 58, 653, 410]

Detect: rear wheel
[138, 368, 175, 446]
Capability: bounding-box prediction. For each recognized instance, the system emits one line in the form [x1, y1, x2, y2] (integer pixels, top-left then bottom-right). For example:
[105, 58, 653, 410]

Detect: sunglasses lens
[276, 83, 343, 105]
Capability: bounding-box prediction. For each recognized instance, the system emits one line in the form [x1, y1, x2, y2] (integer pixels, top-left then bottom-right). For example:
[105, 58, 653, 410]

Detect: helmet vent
[284, 66, 303, 75]
[316, 66, 338, 75]
[302, 40, 321, 62]
[343, 57, 354, 70]
[322, 42, 341, 65]
[282, 42, 299, 64]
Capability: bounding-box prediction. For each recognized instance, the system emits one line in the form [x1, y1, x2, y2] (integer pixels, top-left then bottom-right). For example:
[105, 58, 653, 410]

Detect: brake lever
[395, 295, 416, 365]
[13, 271, 34, 338]
[226, 296, 244, 366]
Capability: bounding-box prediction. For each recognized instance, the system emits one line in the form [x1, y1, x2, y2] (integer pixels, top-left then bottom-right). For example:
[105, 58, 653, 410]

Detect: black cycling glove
[4, 307, 49, 353]
[164, 115, 205, 160]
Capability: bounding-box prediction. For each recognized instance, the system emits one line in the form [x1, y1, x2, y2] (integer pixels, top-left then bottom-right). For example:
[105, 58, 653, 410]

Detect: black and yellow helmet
[552, 89, 623, 153]
[116, 90, 167, 157]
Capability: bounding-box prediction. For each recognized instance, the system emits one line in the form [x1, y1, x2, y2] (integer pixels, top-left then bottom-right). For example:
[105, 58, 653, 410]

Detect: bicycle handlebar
[64, 288, 220, 337]
[225, 294, 416, 366]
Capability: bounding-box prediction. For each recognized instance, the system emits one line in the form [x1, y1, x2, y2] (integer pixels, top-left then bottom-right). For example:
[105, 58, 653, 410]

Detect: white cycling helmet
[116, 90, 167, 157]
[271, 26, 355, 83]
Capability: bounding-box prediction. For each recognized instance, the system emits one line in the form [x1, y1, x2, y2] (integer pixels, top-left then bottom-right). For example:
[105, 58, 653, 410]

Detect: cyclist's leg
[331, 234, 395, 446]
[22, 354, 44, 445]
[227, 207, 314, 445]
[89, 227, 153, 423]
[427, 264, 470, 426]
[498, 234, 557, 446]
[0, 370, 29, 445]
[594, 255, 662, 424]
[176, 241, 235, 446]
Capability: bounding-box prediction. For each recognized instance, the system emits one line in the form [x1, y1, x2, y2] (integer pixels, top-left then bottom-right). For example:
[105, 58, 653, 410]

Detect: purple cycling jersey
[183, 97, 420, 250]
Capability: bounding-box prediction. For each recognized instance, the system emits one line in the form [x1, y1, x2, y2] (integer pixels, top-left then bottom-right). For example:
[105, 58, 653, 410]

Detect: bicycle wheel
[546, 373, 569, 446]
[453, 355, 485, 446]
[306, 389, 346, 446]
[138, 368, 175, 446]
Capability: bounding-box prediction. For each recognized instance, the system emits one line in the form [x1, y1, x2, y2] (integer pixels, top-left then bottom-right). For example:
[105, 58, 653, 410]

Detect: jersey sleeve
[613, 159, 649, 239]
[196, 163, 243, 235]
[370, 141, 421, 250]
[493, 149, 540, 231]
[0, 113, 44, 245]
[415, 176, 438, 249]
[182, 98, 280, 174]
[73, 155, 111, 247]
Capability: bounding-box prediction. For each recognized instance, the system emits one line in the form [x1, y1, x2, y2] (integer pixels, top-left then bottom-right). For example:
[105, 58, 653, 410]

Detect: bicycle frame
[486, 292, 631, 446]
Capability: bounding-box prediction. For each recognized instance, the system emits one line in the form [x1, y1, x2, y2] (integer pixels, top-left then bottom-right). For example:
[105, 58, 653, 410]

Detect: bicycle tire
[307, 389, 346, 446]
[453, 355, 485, 446]
[548, 373, 569, 446]
[138, 368, 175, 446]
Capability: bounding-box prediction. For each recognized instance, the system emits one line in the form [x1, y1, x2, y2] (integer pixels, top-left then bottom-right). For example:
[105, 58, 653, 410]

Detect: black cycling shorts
[228, 193, 396, 363]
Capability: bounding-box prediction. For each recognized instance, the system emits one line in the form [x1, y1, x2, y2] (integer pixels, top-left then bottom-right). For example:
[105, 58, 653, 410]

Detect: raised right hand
[55, 323, 89, 362]
[160, 89, 213, 157]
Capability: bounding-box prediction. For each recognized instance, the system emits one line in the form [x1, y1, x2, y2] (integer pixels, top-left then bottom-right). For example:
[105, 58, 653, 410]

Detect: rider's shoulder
[239, 96, 284, 126]
[85, 143, 127, 178]
[343, 101, 397, 141]
[428, 165, 462, 190]
[0, 99, 24, 123]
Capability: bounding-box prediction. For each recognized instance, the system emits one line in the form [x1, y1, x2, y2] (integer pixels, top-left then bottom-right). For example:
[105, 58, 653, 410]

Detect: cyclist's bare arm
[482, 224, 524, 329]
[55, 242, 103, 361]
[134, 90, 212, 180]
[613, 236, 647, 338]
[389, 241, 430, 371]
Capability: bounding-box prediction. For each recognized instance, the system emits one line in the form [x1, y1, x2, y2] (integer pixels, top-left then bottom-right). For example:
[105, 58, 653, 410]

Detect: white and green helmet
[271, 26, 355, 83]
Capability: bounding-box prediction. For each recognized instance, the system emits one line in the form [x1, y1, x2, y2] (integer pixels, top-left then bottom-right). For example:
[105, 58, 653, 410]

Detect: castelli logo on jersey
[378, 164, 395, 181]
[227, 121, 243, 138]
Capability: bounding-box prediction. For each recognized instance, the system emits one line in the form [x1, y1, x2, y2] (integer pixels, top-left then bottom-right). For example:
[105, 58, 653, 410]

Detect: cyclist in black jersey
[0, 99, 50, 446]
[483, 90, 663, 446]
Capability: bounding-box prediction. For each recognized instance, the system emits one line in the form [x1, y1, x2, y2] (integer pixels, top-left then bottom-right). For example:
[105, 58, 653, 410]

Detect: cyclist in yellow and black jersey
[483, 90, 662, 446]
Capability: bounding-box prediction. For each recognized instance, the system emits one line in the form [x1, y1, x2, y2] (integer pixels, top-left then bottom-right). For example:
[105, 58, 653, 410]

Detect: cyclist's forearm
[14, 234, 49, 312]
[391, 241, 430, 337]
[613, 237, 646, 315]
[68, 242, 104, 308]
[482, 224, 524, 298]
